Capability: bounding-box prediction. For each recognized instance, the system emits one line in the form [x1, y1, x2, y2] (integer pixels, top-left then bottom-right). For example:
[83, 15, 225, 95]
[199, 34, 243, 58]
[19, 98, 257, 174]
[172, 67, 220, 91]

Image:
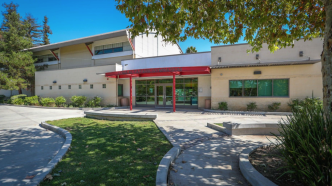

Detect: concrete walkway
[0, 105, 83, 186]
[95, 107, 283, 185]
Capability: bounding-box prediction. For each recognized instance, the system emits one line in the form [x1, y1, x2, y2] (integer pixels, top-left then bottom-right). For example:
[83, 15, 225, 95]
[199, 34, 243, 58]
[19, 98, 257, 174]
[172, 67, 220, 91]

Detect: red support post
[130, 76, 133, 110]
[173, 73, 176, 112]
[85, 43, 94, 56]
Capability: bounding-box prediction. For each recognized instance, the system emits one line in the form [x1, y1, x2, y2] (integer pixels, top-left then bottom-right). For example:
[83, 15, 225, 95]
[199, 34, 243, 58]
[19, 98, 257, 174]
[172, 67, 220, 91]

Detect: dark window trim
[118, 84, 124, 96]
[94, 43, 124, 55]
[229, 78, 290, 98]
[102, 84, 106, 88]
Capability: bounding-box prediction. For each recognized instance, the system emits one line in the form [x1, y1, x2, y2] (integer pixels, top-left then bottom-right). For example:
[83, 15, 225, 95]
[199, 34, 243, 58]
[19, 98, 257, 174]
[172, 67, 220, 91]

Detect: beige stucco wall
[211, 38, 323, 66]
[94, 55, 133, 66]
[211, 62, 323, 111]
[35, 65, 117, 106]
[198, 76, 211, 108]
[60, 44, 92, 69]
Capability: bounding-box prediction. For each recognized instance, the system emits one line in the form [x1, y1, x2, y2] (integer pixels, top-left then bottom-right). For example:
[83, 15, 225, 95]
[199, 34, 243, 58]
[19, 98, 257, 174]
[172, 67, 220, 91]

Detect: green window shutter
[258, 80, 272, 96]
[273, 79, 289, 96]
[118, 84, 123, 96]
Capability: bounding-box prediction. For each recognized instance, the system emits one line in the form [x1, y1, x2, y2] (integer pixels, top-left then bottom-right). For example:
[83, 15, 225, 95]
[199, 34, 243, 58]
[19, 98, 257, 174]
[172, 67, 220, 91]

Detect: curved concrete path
[0, 105, 83, 186]
[96, 108, 283, 185]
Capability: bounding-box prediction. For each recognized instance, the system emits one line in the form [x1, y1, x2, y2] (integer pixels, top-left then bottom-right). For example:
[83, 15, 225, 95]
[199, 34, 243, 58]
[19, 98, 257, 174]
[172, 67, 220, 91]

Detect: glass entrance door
[156, 85, 173, 107]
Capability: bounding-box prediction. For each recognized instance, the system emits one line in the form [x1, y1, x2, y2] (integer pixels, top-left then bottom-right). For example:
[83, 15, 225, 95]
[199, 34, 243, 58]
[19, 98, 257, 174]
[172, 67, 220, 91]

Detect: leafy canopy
[116, 0, 325, 52]
[186, 46, 197, 53]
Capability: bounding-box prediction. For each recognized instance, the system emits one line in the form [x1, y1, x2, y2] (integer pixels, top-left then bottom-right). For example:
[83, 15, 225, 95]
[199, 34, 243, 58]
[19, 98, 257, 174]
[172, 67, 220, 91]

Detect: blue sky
[1, 0, 244, 52]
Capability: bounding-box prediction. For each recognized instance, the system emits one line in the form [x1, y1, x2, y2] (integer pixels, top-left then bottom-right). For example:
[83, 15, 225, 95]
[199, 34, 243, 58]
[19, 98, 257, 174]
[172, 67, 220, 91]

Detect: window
[90, 84, 93, 89]
[102, 84, 106, 88]
[50, 86, 52, 90]
[94, 42, 125, 55]
[229, 79, 289, 97]
[41, 86, 43, 90]
[59, 85, 61, 90]
[68, 85, 71, 89]
[34, 53, 58, 63]
[79, 85, 82, 89]
[118, 84, 123, 96]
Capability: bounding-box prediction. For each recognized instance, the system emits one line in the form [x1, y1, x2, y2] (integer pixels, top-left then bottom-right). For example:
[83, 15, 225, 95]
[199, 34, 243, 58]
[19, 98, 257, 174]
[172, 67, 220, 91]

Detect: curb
[85, 110, 157, 121]
[239, 145, 277, 186]
[203, 109, 292, 116]
[156, 147, 180, 186]
[154, 120, 180, 186]
[29, 122, 72, 186]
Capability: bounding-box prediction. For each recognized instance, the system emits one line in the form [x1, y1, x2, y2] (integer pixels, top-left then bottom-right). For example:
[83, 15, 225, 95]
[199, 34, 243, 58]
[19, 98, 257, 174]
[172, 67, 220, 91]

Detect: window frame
[102, 84, 106, 89]
[50, 86, 52, 90]
[229, 78, 290, 98]
[94, 42, 124, 55]
[90, 84, 93, 89]
[59, 85, 61, 90]
[79, 85, 82, 89]
[118, 84, 123, 96]
[41, 86, 43, 90]
[68, 85, 71, 89]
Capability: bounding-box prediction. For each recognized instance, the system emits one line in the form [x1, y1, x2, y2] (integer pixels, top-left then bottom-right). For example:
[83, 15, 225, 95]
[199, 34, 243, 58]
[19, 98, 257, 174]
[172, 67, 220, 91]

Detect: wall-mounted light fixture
[218, 57, 222, 65]
[53, 80, 57, 84]
[254, 71, 262, 75]
[299, 51, 303, 57]
[220, 73, 223, 76]
[83, 79, 88, 83]
[256, 54, 259, 60]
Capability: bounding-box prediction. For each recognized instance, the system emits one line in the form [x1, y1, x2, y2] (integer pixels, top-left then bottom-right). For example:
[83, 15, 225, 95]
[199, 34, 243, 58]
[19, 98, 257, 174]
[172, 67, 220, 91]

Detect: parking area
[0, 105, 83, 186]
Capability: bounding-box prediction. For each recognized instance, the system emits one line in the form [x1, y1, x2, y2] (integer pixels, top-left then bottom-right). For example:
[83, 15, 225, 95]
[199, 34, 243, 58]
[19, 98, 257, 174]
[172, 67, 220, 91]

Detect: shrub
[288, 97, 322, 112]
[0, 95, 6, 103]
[273, 98, 331, 185]
[246, 102, 257, 111]
[40, 97, 55, 107]
[10, 94, 27, 102]
[86, 96, 102, 108]
[12, 98, 24, 105]
[24, 96, 39, 105]
[218, 102, 228, 110]
[70, 95, 87, 107]
[267, 102, 281, 111]
[55, 96, 66, 107]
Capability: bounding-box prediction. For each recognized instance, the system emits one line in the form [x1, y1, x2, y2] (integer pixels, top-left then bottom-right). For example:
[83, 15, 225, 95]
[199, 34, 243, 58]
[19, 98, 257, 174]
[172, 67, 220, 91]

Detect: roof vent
[254, 71, 262, 75]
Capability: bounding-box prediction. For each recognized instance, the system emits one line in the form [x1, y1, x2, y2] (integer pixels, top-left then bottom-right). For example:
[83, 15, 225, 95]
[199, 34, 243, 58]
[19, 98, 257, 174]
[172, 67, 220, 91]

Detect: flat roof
[28, 29, 128, 52]
[210, 59, 320, 69]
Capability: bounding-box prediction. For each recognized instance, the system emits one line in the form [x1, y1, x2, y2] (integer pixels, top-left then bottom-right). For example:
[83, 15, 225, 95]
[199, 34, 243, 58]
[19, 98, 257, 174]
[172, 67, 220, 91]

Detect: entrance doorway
[156, 85, 173, 107]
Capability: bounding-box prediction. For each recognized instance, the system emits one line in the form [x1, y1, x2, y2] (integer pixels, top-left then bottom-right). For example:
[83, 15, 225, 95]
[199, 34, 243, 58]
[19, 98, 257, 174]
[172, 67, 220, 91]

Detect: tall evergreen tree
[25, 13, 42, 46]
[0, 2, 35, 94]
[42, 16, 52, 45]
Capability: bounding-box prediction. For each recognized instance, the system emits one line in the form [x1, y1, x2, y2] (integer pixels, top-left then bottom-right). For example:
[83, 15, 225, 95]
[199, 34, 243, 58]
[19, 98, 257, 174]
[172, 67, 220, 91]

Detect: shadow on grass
[40, 118, 172, 186]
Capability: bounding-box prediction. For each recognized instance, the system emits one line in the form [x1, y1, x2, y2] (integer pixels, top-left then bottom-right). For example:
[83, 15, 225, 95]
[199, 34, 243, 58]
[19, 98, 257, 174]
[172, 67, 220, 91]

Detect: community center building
[27, 29, 322, 111]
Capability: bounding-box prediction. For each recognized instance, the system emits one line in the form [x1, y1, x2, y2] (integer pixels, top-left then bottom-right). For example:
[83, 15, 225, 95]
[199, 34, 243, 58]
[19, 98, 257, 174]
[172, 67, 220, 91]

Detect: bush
[218, 102, 228, 110]
[246, 102, 257, 111]
[288, 97, 322, 112]
[86, 96, 102, 108]
[70, 95, 87, 107]
[273, 97, 331, 185]
[0, 95, 6, 103]
[55, 96, 66, 107]
[268, 102, 281, 111]
[24, 96, 39, 105]
[12, 98, 24, 105]
[10, 94, 27, 102]
[40, 97, 55, 107]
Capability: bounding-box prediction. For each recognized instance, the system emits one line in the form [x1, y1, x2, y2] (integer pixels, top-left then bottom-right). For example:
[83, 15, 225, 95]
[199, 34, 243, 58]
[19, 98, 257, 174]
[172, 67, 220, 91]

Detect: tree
[25, 13, 42, 46]
[186, 46, 197, 53]
[0, 2, 35, 94]
[42, 16, 52, 45]
[116, 0, 332, 115]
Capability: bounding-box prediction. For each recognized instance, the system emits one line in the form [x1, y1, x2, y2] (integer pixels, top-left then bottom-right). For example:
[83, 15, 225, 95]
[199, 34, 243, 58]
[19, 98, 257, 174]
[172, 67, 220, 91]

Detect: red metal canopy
[105, 66, 210, 78]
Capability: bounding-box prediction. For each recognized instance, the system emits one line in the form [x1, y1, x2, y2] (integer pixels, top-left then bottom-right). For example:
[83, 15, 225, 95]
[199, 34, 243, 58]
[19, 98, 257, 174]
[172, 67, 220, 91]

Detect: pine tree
[25, 13, 42, 46]
[42, 16, 52, 45]
[0, 2, 35, 94]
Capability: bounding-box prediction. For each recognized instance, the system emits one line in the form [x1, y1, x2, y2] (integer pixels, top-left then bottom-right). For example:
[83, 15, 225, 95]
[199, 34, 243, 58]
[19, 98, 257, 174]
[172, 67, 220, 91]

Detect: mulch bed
[249, 145, 304, 186]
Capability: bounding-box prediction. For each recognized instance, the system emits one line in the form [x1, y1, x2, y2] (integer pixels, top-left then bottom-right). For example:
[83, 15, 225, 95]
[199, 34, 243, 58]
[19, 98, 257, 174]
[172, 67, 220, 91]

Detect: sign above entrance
[105, 66, 211, 78]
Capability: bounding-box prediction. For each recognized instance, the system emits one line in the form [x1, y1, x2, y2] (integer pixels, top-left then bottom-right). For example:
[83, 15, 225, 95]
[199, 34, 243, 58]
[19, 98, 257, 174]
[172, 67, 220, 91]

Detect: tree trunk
[18, 88, 22, 94]
[322, 1, 332, 116]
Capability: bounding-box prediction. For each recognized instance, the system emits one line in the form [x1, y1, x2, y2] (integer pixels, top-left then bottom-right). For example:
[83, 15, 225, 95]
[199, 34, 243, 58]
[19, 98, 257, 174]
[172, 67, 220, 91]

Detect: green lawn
[215, 123, 223, 127]
[41, 118, 172, 186]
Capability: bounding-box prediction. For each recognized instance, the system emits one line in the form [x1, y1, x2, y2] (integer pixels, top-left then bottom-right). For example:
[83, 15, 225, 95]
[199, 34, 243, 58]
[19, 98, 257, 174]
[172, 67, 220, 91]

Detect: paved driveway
[0, 105, 83, 186]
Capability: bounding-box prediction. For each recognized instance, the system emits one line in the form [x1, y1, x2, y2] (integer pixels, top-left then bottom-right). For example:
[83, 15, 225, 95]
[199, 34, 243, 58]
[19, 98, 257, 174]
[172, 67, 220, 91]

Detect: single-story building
[28, 28, 322, 111]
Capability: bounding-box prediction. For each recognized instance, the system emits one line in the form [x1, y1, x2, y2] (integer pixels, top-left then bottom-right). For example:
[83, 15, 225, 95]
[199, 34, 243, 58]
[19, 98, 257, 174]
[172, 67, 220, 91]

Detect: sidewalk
[95, 108, 282, 185]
